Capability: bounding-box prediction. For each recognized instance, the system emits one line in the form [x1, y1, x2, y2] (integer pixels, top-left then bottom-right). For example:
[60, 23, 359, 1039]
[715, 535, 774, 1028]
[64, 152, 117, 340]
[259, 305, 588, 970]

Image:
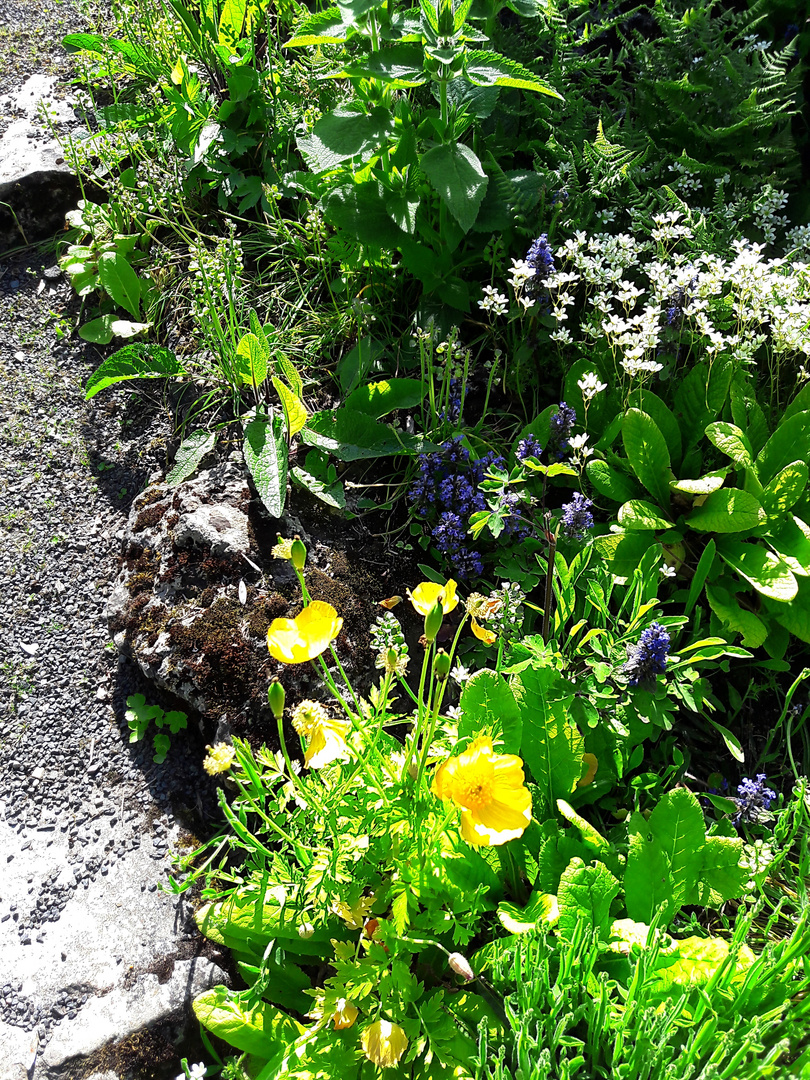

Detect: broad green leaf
[497, 892, 559, 933]
[535, 827, 591, 894]
[755, 410, 810, 487]
[704, 421, 754, 468]
[618, 500, 671, 531]
[244, 413, 288, 518]
[717, 539, 798, 601]
[556, 799, 612, 860]
[685, 539, 716, 616]
[593, 530, 657, 582]
[628, 389, 682, 469]
[648, 936, 755, 994]
[297, 105, 393, 174]
[763, 576, 810, 643]
[464, 50, 563, 97]
[236, 332, 269, 387]
[686, 488, 764, 533]
[337, 337, 386, 395]
[84, 344, 186, 399]
[770, 515, 810, 576]
[458, 670, 522, 754]
[302, 408, 435, 460]
[625, 790, 705, 924]
[193, 987, 301, 1058]
[761, 461, 808, 517]
[705, 582, 768, 648]
[78, 315, 116, 344]
[730, 377, 770, 455]
[321, 179, 408, 250]
[337, 44, 428, 87]
[669, 469, 728, 496]
[784, 382, 810, 422]
[510, 664, 583, 813]
[623, 811, 673, 925]
[586, 459, 642, 503]
[166, 430, 217, 486]
[97, 251, 142, 319]
[345, 378, 425, 419]
[557, 857, 619, 940]
[272, 377, 308, 438]
[291, 466, 345, 510]
[674, 361, 731, 449]
[218, 0, 249, 45]
[284, 7, 346, 46]
[622, 409, 673, 508]
[420, 142, 488, 234]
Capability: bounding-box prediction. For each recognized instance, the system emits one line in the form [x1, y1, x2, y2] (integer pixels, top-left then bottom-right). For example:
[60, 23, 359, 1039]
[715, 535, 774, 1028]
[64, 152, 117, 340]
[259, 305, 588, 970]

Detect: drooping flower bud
[424, 596, 445, 644]
[448, 952, 475, 982]
[268, 679, 285, 720]
[433, 649, 451, 681]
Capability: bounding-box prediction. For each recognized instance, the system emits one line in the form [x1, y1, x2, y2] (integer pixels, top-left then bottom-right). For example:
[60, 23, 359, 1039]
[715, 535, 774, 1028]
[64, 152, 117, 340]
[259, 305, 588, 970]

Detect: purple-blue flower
[561, 493, 593, 540]
[549, 402, 577, 457]
[733, 774, 777, 826]
[526, 234, 556, 280]
[622, 622, 671, 688]
[516, 435, 543, 463]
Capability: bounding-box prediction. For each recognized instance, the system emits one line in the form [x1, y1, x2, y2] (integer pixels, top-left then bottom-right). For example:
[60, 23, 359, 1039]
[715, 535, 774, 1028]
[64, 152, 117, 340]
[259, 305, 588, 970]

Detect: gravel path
[0, 255, 225, 1078]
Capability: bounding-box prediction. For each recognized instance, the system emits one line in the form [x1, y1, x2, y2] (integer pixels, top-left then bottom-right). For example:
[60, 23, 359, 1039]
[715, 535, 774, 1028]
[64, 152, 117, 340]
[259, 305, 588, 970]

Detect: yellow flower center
[453, 759, 494, 809]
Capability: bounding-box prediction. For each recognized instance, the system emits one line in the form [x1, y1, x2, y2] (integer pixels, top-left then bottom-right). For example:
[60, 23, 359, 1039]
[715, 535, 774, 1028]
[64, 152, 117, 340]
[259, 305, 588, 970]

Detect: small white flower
[660, 564, 677, 579]
[451, 663, 471, 684]
[577, 372, 607, 400]
[508, 258, 535, 289]
[478, 286, 509, 316]
[567, 433, 590, 451]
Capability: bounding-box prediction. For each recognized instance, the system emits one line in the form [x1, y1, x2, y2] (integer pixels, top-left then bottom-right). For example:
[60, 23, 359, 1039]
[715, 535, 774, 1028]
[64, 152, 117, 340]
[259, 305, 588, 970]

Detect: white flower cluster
[187, 226, 244, 322]
[478, 285, 509, 316]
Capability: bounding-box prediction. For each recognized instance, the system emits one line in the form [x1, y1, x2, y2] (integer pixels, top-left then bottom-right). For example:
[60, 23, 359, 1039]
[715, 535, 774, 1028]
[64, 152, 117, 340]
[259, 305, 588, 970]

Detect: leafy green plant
[125, 693, 188, 764]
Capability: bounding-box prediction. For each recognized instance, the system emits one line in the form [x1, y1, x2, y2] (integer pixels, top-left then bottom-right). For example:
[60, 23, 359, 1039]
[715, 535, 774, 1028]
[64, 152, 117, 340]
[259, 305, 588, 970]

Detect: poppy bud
[448, 952, 475, 982]
[291, 536, 307, 571]
[268, 679, 285, 720]
[433, 650, 451, 681]
[424, 596, 445, 643]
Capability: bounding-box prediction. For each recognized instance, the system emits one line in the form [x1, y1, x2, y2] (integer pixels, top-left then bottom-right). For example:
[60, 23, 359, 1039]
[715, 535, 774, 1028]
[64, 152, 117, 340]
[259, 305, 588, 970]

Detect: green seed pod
[268, 679, 285, 720]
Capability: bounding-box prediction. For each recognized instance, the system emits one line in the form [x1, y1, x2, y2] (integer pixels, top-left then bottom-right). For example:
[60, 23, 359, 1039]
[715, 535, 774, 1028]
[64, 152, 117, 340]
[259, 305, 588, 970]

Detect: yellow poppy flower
[471, 617, 497, 645]
[361, 1020, 408, 1068]
[408, 580, 459, 616]
[267, 601, 343, 664]
[331, 998, 359, 1030]
[432, 736, 532, 847]
[292, 701, 350, 769]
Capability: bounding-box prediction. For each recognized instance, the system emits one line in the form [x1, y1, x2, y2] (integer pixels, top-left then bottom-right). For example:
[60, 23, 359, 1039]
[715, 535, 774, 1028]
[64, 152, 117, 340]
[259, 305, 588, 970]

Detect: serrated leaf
[761, 461, 808, 517]
[297, 106, 393, 174]
[618, 500, 671, 531]
[705, 582, 768, 648]
[705, 421, 754, 468]
[97, 251, 142, 319]
[717, 539, 798, 601]
[272, 377, 308, 438]
[284, 7, 346, 46]
[686, 488, 764, 532]
[166, 430, 218, 486]
[557, 858, 619, 940]
[622, 409, 673, 508]
[338, 43, 428, 87]
[464, 49, 563, 97]
[458, 670, 522, 754]
[420, 142, 488, 234]
[243, 413, 288, 518]
[85, 344, 186, 400]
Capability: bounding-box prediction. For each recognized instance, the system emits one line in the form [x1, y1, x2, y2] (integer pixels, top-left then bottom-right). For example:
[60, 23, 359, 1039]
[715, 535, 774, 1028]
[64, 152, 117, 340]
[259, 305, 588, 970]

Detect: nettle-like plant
[169, 542, 777, 1079]
[283, 0, 562, 308]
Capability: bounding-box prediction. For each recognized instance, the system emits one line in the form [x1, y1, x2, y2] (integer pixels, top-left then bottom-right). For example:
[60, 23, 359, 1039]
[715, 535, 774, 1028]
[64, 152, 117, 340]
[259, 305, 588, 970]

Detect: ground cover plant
[51, 0, 810, 1075]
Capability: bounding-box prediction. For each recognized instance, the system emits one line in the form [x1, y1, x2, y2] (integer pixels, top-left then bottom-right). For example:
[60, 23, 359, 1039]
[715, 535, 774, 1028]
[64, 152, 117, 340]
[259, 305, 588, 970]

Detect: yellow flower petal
[408, 580, 459, 616]
[332, 998, 359, 1030]
[361, 1020, 408, 1068]
[432, 736, 532, 847]
[267, 601, 343, 664]
[578, 752, 598, 788]
[471, 617, 497, 645]
[303, 714, 351, 769]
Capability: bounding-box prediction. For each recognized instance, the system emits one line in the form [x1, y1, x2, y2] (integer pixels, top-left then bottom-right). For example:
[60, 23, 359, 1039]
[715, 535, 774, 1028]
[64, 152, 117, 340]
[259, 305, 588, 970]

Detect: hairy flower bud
[424, 596, 445, 643]
[433, 649, 451, 681]
[448, 952, 475, 982]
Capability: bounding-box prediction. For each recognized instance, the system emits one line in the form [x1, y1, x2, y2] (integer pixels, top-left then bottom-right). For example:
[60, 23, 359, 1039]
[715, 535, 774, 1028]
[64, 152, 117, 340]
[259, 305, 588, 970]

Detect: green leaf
[770, 515, 810, 577]
[621, 409, 673, 508]
[685, 539, 716, 616]
[705, 720, 745, 765]
[345, 378, 425, 418]
[717, 539, 798, 601]
[784, 382, 810, 422]
[97, 251, 142, 319]
[284, 7, 346, 46]
[510, 664, 583, 813]
[243, 413, 289, 518]
[674, 361, 731, 450]
[586, 459, 642, 503]
[291, 466, 345, 510]
[557, 858, 619, 940]
[420, 142, 488, 234]
[756, 411, 810, 487]
[623, 812, 672, 925]
[628, 389, 682, 469]
[705, 582, 768, 648]
[761, 461, 808, 517]
[272, 377, 308, 438]
[763, 575, 810, 643]
[556, 799, 613, 861]
[686, 488, 765, 533]
[301, 408, 435, 460]
[193, 987, 301, 1059]
[337, 337, 386, 396]
[84, 344, 186, 400]
[618, 500, 671, 531]
[458, 670, 522, 754]
[297, 106, 393, 173]
[338, 43, 428, 87]
[78, 315, 116, 345]
[166, 430, 218, 486]
[235, 332, 269, 387]
[592, 530, 657, 582]
[218, 0, 249, 45]
[464, 50, 563, 97]
[669, 469, 728, 496]
[650, 935, 755, 995]
[704, 421, 754, 468]
[321, 180, 408, 250]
